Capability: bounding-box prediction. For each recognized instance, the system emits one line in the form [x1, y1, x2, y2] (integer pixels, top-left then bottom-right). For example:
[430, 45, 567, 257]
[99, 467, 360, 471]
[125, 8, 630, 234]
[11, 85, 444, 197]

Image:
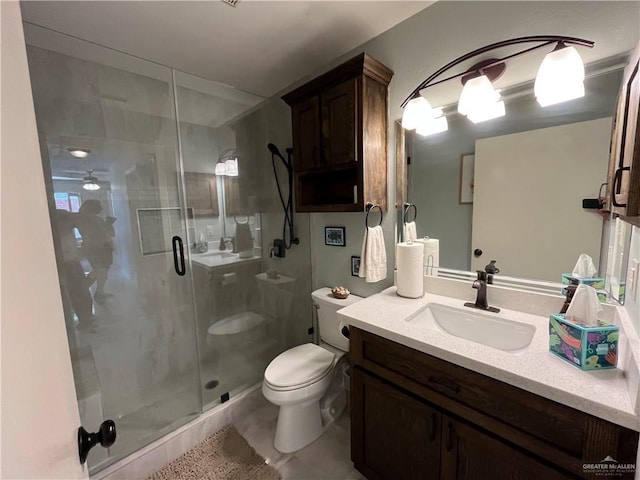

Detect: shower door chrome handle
[172, 235, 186, 276]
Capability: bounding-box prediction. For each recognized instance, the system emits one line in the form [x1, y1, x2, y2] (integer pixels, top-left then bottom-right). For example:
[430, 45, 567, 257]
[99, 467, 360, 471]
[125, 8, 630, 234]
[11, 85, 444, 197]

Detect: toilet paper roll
[221, 272, 237, 286]
[416, 237, 439, 277]
[396, 242, 424, 298]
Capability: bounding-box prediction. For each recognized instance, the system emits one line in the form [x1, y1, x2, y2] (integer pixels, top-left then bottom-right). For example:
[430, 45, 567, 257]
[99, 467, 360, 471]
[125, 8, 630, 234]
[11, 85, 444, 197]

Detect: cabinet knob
[429, 413, 437, 442]
[445, 421, 454, 452]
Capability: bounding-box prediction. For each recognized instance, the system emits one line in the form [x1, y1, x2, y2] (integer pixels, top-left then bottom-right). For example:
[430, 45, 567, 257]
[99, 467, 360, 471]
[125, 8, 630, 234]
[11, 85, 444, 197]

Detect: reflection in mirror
[606, 216, 633, 303]
[399, 54, 629, 286]
[176, 73, 262, 261]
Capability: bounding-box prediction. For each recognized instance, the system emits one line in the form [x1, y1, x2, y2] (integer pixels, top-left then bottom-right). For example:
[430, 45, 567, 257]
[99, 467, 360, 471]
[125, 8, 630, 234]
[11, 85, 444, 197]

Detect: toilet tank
[311, 287, 362, 352]
[255, 272, 296, 319]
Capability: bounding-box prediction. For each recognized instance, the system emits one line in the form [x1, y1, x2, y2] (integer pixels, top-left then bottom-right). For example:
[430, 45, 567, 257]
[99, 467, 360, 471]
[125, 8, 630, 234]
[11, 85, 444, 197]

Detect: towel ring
[365, 202, 383, 227]
[403, 203, 417, 223]
[234, 215, 253, 225]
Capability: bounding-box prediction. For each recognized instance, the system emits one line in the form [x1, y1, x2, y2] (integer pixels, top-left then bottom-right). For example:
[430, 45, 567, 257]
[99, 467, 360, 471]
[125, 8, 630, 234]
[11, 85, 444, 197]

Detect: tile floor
[233, 391, 364, 480]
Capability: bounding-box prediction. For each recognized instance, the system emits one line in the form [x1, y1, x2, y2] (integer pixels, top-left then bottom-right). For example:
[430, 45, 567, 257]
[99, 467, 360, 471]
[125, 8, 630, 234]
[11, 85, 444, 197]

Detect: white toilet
[262, 287, 362, 453]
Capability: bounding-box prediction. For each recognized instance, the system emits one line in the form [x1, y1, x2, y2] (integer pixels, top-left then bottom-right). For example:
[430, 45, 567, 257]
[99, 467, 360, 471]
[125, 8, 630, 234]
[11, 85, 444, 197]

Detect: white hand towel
[358, 225, 387, 283]
[403, 221, 417, 242]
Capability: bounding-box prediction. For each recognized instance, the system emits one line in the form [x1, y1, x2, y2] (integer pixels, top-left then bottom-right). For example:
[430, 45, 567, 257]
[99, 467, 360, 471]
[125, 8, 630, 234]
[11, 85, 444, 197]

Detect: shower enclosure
[24, 23, 312, 473]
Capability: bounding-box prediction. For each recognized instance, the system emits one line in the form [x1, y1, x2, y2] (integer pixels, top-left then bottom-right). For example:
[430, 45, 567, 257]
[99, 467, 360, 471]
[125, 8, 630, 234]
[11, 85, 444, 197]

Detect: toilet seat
[264, 343, 335, 391]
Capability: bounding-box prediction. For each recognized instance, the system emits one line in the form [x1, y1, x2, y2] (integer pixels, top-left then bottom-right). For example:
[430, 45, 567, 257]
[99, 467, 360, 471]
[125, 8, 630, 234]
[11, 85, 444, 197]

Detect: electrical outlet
[206, 225, 214, 236]
[272, 239, 285, 258]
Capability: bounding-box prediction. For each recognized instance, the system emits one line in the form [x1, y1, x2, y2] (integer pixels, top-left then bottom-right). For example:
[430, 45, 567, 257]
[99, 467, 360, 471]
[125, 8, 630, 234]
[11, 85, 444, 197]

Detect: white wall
[0, 2, 87, 478]
[472, 118, 611, 281]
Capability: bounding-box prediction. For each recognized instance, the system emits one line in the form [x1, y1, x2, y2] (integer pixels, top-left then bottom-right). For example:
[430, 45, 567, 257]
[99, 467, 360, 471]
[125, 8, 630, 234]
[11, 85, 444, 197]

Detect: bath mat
[148, 425, 281, 480]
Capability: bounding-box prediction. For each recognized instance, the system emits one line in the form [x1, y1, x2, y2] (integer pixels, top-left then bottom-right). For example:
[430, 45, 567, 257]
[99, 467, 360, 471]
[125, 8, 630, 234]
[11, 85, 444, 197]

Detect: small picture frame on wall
[325, 226, 346, 246]
[351, 256, 361, 276]
[459, 153, 475, 204]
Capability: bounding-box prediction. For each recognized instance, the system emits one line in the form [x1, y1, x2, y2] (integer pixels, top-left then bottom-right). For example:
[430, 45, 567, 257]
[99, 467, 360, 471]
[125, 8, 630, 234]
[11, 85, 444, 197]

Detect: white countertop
[338, 286, 640, 432]
[191, 249, 261, 269]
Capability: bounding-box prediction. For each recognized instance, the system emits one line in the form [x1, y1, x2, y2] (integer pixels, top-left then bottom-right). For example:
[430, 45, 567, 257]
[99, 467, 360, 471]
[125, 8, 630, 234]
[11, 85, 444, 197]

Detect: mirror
[397, 54, 629, 288]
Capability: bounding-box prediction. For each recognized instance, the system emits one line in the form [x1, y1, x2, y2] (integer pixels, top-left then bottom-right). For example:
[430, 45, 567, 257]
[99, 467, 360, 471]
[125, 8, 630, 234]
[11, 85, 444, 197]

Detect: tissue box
[561, 274, 607, 304]
[549, 314, 619, 370]
[561, 273, 605, 290]
[561, 283, 625, 304]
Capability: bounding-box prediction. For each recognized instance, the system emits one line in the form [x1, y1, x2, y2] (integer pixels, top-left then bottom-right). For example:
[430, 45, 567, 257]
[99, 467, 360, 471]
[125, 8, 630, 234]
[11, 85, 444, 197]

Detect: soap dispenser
[197, 232, 208, 253]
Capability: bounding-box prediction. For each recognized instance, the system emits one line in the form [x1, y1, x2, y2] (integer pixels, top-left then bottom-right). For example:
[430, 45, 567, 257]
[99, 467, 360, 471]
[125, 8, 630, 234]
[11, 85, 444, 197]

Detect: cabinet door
[607, 41, 640, 216]
[184, 172, 218, 217]
[292, 96, 321, 171]
[321, 78, 358, 167]
[224, 176, 245, 216]
[352, 368, 441, 480]
[440, 416, 573, 480]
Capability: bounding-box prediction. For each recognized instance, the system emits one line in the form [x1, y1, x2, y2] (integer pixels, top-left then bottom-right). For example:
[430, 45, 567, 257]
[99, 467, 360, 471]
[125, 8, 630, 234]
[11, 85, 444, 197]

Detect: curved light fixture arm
[400, 35, 594, 108]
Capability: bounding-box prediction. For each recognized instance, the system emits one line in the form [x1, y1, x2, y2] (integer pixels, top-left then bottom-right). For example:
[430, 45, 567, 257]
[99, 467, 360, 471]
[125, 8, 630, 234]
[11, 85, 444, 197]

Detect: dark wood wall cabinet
[606, 41, 640, 224]
[282, 53, 393, 212]
[350, 327, 639, 480]
[184, 172, 218, 217]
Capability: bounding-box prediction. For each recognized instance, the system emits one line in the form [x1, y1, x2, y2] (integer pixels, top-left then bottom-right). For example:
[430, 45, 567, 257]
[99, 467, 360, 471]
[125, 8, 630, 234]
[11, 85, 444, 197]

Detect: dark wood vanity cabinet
[606, 41, 640, 222]
[282, 53, 393, 212]
[439, 414, 574, 480]
[350, 327, 639, 480]
[354, 370, 442, 480]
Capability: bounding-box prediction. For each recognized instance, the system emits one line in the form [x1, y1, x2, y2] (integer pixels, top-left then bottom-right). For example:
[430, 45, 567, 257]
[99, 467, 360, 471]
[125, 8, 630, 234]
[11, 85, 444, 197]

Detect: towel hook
[365, 202, 383, 228]
[403, 203, 417, 223]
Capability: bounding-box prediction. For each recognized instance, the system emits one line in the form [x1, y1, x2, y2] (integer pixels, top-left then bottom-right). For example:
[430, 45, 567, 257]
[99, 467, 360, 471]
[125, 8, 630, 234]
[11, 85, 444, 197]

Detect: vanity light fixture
[68, 148, 91, 158]
[82, 170, 100, 191]
[401, 35, 594, 132]
[534, 43, 586, 107]
[215, 148, 239, 176]
[457, 74, 505, 123]
[224, 158, 239, 176]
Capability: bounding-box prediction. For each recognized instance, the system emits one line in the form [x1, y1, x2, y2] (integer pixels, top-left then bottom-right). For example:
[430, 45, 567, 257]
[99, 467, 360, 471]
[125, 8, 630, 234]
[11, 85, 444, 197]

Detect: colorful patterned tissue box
[561, 273, 605, 290]
[549, 314, 619, 370]
[561, 274, 614, 304]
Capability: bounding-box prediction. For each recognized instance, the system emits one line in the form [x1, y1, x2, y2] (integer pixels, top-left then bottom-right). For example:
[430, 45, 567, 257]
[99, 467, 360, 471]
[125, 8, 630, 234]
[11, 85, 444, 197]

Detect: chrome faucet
[464, 261, 500, 313]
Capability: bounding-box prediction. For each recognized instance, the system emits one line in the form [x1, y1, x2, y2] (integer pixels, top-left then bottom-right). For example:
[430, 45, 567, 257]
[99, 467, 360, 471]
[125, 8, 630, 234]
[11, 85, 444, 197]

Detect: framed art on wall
[351, 256, 361, 276]
[325, 226, 346, 246]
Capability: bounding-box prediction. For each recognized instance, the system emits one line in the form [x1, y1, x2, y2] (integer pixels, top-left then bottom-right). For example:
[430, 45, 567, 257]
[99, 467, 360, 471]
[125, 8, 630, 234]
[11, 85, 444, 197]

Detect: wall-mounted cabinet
[606, 41, 640, 224]
[283, 53, 393, 212]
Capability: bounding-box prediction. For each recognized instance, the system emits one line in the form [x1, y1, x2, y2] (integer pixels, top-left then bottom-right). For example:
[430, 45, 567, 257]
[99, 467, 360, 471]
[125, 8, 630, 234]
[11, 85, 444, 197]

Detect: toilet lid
[208, 312, 264, 336]
[264, 343, 335, 389]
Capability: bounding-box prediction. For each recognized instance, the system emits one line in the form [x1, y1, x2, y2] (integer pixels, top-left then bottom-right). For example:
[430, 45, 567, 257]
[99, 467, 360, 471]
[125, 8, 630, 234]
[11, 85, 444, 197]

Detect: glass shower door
[25, 25, 202, 472]
[173, 70, 268, 409]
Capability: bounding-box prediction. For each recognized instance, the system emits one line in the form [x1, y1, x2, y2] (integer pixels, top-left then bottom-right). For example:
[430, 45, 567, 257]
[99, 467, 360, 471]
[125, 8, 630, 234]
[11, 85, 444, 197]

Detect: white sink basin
[196, 250, 236, 259]
[405, 303, 536, 351]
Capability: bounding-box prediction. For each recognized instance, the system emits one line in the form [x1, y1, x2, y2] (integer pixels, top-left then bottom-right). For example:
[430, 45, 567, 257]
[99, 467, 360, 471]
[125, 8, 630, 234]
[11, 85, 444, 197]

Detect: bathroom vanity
[339, 287, 640, 480]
